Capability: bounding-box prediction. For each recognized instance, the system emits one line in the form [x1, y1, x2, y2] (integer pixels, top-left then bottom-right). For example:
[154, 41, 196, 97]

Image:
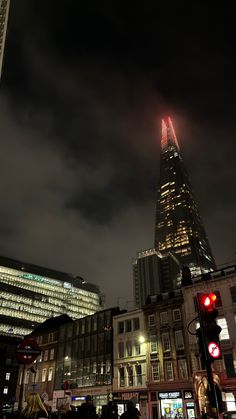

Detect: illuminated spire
[161, 117, 180, 151]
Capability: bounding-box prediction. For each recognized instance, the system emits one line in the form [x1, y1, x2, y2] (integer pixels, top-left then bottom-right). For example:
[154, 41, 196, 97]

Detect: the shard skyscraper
[154, 117, 215, 277]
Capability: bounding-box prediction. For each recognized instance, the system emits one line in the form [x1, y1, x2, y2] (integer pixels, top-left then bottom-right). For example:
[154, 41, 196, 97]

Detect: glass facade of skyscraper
[154, 117, 215, 277]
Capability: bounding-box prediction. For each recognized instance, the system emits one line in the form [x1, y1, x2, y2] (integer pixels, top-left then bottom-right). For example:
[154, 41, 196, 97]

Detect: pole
[18, 364, 26, 415]
[206, 360, 219, 419]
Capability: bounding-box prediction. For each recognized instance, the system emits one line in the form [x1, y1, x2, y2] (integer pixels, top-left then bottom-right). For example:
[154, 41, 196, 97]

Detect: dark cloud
[0, 1, 235, 307]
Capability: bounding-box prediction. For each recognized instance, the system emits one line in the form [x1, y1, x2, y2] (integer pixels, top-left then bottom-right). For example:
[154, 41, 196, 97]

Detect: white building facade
[113, 309, 148, 419]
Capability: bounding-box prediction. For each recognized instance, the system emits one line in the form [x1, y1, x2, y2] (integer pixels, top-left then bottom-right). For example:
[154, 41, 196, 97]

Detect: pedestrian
[79, 396, 96, 419]
[120, 402, 139, 419]
[20, 393, 48, 419]
[101, 402, 118, 419]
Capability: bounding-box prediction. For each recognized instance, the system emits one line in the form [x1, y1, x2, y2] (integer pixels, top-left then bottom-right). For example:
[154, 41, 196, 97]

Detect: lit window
[3, 386, 8, 394]
[217, 318, 230, 340]
[48, 367, 53, 381]
[127, 365, 133, 386]
[118, 342, 124, 358]
[136, 364, 142, 385]
[5, 372, 10, 380]
[44, 350, 48, 362]
[126, 341, 132, 357]
[42, 368, 47, 382]
[50, 349, 54, 360]
[134, 341, 141, 355]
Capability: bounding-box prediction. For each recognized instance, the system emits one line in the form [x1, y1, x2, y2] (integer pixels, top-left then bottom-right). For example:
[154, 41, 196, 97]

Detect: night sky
[0, 1, 235, 308]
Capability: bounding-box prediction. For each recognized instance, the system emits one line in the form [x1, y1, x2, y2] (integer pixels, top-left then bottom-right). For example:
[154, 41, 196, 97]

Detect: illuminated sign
[184, 391, 193, 399]
[158, 392, 181, 399]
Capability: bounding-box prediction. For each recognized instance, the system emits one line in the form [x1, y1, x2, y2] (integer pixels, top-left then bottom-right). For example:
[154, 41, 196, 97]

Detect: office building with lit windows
[0, 0, 10, 80]
[0, 255, 103, 337]
[155, 117, 215, 278]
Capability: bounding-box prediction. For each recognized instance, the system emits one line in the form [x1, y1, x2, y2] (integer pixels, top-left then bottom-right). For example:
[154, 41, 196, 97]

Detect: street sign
[16, 339, 41, 364]
[208, 341, 221, 359]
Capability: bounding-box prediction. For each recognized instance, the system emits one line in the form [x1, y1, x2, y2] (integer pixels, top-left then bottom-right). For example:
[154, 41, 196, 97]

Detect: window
[81, 321, 85, 334]
[118, 321, 124, 334]
[48, 332, 54, 342]
[127, 366, 133, 386]
[173, 308, 181, 322]
[126, 320, 132, 332]
[162, 332, 170, 351]
[136, 364, 142, 385]
[178, 359, 188, 379]
[3, 386, 8, 394]
[44, 350, 48, 362]
[152, 362, 160, 381]
[230, 287, 236, 304]
[119, 367, 125, 387]
[5, 372, 10, 380]
[48, 367, 53, 381]
[118, 342, 124, 358]
[42, 368, 47, 382]
[126, 341, 132, 357]
[165, 361, 174, 381]
[5, 358, 11, 366]
[160, 312, 168, 324]
[93, 317, 97, 331]
[217, 318, 230, 340]
[134, 341, 141, 355]
[133, 318, 140, 331]
[150, 335, 158, 353]
[148, 315, 155, 327]
[224, 354, 236, 378]
[50, 348, 55, 360]
[175, 330, 184, 350]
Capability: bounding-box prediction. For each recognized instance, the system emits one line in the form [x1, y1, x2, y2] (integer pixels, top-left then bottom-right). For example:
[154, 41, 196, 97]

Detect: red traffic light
[201, 292, 217, 309]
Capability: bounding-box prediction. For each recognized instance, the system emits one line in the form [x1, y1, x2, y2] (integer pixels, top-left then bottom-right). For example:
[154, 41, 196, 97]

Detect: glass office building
[0, 256, 103, 337]
[154, 117, 215, 278]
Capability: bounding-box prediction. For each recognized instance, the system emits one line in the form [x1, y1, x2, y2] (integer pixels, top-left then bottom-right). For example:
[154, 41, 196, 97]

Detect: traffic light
[197, 292, 222, 362]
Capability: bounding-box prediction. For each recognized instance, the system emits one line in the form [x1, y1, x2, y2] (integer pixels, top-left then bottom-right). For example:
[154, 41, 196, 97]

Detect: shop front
[150, 390, 196, 419]
[113, 391, 148, 419]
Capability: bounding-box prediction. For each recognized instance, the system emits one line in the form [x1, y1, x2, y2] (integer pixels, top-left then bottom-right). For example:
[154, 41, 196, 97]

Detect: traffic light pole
[196, 294, 219, 419]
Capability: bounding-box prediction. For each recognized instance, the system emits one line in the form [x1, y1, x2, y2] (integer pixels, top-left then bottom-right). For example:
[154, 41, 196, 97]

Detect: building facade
[154, 117, 215, 278]
[182, 265, 236, 414]
[0, 335, 21, 408]
[113, 309, 148, 419]
[0, 0, 10, 81]
[0, 255, 103, 337]
[133, 248, 181, 308]
[54, 308, 122, 414]
[143, 291, 196, 419]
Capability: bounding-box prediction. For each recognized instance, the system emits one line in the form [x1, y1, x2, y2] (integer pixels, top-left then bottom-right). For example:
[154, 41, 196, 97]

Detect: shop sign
[158, 392, 181, 399]
[184, 391, 193, 399]
[187, 403, 194, 407]
[121, 392, 139, 401]
[139, 393, 148, 400]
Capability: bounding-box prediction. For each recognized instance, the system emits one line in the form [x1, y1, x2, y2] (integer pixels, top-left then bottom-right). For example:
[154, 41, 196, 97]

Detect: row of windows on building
[117, 318, 140, 334]
[59, 316, 113, 340]
[147, 308, 181, 327]
[19, 367, 54, 385]
[118, 358, 188, 387]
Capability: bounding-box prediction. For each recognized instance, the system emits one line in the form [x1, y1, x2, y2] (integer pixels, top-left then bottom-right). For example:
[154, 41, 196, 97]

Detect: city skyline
[0, 1, 235, 308]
